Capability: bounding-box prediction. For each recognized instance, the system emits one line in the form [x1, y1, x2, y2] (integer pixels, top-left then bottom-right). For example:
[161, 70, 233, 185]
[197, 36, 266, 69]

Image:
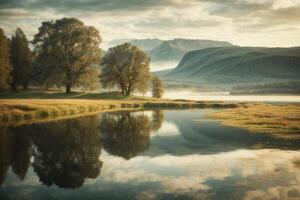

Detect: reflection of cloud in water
[86, 149, 300, 200]
[151, 122, 180, 137]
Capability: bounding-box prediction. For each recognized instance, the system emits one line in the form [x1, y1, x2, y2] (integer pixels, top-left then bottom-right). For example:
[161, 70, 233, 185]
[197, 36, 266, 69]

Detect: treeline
[0, 17, 163, 97]
[231, 81, 300, 95]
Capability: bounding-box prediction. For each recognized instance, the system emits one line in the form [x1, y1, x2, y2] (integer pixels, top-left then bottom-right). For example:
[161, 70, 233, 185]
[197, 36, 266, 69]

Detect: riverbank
[210, 103, 300, 138]
[0, 98, 238, 125]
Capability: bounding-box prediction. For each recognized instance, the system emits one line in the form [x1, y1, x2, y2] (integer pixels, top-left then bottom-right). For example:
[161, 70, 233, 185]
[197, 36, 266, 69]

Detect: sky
[0, 0, 300, 48]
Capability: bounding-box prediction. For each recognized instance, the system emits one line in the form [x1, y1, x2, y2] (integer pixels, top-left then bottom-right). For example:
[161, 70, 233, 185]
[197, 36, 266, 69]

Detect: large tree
[0, 28, 11, 90]
[33, 17, 102, 93]
[101, 43, 151, 96]
[10, 28, 32, 91]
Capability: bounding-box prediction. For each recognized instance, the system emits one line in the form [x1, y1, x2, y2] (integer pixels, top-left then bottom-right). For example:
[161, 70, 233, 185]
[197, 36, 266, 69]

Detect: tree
[78, 67, 101, 91]
[31, 53, 64, 90]
[0, 28, 11, 90]
[151, 75, 164, 98]
[10, 28, 32, 91]
[101, 43, 151, 96]
[33, 17, 102, 93]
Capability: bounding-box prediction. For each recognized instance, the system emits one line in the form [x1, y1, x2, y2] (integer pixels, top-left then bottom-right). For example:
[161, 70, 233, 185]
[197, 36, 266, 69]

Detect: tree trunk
[125, 89, 131, 96]
[11, 82, 17, 92]
[22, 82, 28, 90]
[66, 83, 72, 94]
[45, 83, 50, 91]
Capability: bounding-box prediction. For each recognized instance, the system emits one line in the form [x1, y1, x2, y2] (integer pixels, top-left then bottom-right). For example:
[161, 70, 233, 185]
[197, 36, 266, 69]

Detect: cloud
[0, 0, 184, 12]
[0, 0, 299, 47]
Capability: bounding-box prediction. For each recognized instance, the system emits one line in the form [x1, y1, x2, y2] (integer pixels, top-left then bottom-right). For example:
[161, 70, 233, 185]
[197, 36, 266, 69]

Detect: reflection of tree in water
[10, 128, 32, 181]
[151, 110, 164, 131]
[0, 110, 165, 188]
[31, 116, 103, 189]
[0, 125, 32, 186]
[0, 127, 12, 186]
[100, 112, 152, 160]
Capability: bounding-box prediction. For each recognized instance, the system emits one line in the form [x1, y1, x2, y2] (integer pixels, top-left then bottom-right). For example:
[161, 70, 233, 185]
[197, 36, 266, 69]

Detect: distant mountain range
[108, 38, 233, 62]
[157, 46, 300, 86]
[149, 39, 233, 62]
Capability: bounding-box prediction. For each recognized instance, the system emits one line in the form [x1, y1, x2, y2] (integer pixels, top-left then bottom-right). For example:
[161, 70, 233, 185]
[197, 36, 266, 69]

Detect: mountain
[108, 38, 233, 63]
[107, 39, 133, 47]
[157, 46, 300, 86]
[130, 38, 162, 51]
[108, 38, 163, 51]
[149, 39, 233, 62]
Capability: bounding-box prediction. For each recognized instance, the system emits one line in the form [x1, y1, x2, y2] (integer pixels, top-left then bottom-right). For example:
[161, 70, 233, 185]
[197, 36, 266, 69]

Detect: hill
[149, 39, 233, 62]
[108, 38, 163, 51]
[108, 38, 233, 63]
[157, 46, 300, 86]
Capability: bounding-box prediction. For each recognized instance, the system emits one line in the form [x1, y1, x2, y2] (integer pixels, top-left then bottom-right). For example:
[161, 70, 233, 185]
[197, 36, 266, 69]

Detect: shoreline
[0, 99, 239, 125]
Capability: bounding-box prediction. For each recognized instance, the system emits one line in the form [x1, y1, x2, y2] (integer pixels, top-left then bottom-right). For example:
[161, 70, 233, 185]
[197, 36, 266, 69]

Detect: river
[0, 109, 299, 200]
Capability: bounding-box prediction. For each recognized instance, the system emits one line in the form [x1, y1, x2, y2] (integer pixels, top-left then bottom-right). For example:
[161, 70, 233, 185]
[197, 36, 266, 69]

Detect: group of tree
[0, 28, 11, 90]
[0, 27, 32, 91]
[0, 17, 164, 97]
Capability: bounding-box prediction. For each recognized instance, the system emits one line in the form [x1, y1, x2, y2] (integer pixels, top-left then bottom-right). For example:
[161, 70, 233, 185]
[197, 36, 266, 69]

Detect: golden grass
[209, 103, 300, 138]
[0, 98, 238, 125]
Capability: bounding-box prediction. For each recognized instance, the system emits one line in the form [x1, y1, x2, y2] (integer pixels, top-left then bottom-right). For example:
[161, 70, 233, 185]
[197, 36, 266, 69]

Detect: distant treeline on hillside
[230, 81, 300, 95]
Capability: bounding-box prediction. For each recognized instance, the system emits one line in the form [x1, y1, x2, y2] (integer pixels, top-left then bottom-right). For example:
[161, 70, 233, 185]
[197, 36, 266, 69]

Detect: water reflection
[100, 113, 151, 160]
[31, 116, 103, 189]
[100, 111, 163, 160]
[0, 111, 163, 188]
[0, 109, 300, 200]
[0, 115, 103, 189]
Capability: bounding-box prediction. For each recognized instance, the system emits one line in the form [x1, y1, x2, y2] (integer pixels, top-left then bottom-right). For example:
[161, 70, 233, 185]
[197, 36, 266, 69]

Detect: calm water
[0, 109, 300, 200]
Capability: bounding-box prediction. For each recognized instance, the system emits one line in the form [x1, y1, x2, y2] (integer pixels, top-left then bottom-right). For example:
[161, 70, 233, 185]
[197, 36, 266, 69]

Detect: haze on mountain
[108, 38, 234, 72]
[156, 46, 300, 87]
[108, 38, 233, 63]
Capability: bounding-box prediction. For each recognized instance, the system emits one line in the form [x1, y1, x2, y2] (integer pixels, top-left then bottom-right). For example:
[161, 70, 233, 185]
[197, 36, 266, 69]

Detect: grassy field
[210, 103, 300, 138]
[0, 90, 238, 124]
[0, 89, 149, 100]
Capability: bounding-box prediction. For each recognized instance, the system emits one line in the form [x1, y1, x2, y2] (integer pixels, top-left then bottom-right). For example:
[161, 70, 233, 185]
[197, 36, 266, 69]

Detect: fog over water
[161, 90, 300, 103]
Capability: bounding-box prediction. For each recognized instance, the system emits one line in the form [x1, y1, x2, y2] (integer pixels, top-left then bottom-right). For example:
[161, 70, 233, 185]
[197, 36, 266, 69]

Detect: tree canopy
[0, 28, 11, 90]
[32, 17, 102, 93]
[101, 43, 151, 96]
[10, 28, 33, 91]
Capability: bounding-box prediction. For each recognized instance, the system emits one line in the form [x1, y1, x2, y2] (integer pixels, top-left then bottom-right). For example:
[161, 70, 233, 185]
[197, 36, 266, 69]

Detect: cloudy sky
[0, 0, 300, 48]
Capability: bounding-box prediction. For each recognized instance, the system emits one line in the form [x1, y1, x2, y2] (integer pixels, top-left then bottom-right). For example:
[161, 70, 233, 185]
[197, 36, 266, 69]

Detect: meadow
[210, 103, 300, 138]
